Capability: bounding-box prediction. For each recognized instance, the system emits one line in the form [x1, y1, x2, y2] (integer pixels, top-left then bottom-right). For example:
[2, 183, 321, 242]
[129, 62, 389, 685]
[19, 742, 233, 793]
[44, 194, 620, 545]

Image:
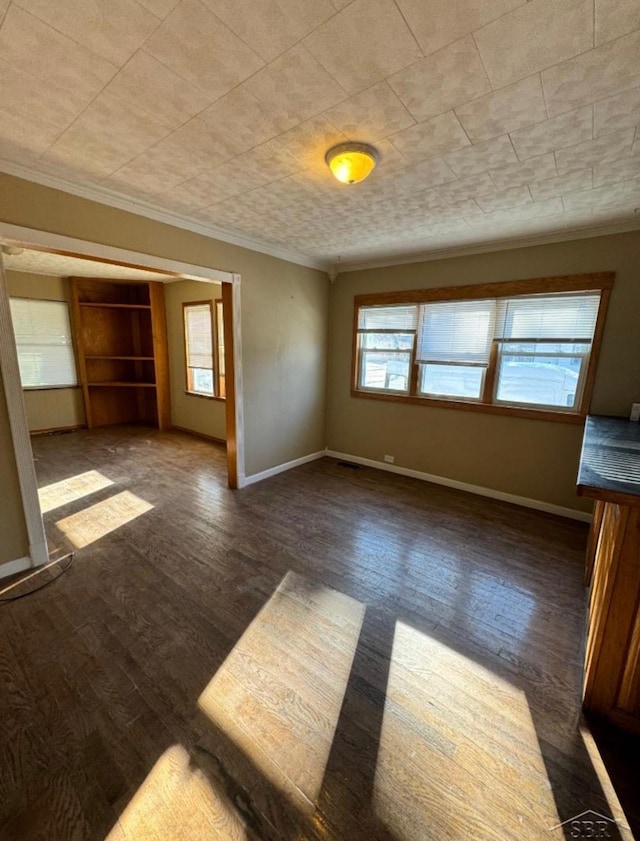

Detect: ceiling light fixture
[325, 142, 378, 185]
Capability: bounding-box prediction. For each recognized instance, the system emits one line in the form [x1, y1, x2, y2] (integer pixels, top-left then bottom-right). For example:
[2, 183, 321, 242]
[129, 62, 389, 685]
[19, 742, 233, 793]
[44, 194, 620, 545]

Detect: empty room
[0, 1, 639, 840]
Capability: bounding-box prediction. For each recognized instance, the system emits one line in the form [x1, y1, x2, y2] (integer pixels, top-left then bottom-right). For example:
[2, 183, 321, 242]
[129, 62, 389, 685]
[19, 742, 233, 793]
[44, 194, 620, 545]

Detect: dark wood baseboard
[171, 425, 226, 447]
[30, 424, 86, 436]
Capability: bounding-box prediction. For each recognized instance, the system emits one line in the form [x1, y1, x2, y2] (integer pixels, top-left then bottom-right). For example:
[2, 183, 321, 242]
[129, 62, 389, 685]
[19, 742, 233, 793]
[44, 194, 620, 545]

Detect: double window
[183, 300, 225, 399]
[354, 274, 612, 420]
[10, 297, 78, 389]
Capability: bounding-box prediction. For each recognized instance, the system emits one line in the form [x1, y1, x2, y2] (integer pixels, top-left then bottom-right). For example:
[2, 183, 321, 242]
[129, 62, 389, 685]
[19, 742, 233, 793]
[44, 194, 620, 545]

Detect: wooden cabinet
[70, 278, 170, 430]
[578, 417, 640, 733]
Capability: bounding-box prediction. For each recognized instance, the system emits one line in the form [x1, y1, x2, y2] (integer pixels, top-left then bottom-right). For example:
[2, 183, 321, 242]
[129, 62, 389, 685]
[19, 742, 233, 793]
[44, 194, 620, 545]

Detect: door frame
[0, 222, 245, 576]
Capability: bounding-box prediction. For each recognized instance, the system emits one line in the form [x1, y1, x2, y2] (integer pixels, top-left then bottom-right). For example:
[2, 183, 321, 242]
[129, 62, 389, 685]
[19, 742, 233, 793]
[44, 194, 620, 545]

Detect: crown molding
[335, 217, 640, 274]
[0, 159, 330, 273]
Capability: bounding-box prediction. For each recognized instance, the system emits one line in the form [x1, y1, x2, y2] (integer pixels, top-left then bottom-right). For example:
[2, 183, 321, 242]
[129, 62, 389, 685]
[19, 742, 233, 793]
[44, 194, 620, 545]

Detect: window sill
[184, 390, 225, 402]
[350, 389, 586, 424]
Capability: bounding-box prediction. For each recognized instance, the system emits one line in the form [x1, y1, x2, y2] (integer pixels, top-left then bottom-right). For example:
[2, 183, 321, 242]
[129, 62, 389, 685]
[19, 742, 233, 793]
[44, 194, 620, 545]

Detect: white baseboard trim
[243, 450, 326, 487]
[325, 449, 592, 523]
[0, 555, 32, 581]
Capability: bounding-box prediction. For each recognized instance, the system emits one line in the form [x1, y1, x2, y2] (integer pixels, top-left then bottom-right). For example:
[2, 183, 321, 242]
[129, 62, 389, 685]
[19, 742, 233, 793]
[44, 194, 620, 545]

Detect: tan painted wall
[0, 365, 29, 564]
[327, 230, 640, 514]
[0, 173, 329, 477]
[6, 270, 86, 432]
[165, 279, 226, 441]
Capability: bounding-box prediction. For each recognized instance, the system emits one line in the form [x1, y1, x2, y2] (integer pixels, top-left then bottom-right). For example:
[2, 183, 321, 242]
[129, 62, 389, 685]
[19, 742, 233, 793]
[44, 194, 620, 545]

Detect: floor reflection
[55, 490, 154, 548]
[198, 571, 365, 815]
[104, 745, 247, 841]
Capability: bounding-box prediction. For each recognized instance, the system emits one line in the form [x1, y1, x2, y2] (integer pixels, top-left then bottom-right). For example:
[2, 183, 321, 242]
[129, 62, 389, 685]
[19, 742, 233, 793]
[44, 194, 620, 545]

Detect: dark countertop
[577, 415, 640, 504]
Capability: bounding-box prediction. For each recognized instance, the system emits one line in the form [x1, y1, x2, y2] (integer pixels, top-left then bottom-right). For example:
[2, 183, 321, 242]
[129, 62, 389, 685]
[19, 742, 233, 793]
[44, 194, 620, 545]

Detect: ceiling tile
[302, 0, 422, 94]
[14, 0, 160, 65]
[455, 75, 547, 144]
[592, 155, 640, 187]
[234, 141, 304, 183]
[136, 0, 180, 17]
[435, 172, 496, 202]
[488, 153, 557, 190]
[474, 0, 593, 88]
[542, 30, 640, 116]
[555, 127, 636, 174]
[0, 107, 63, 161]
[324, 82, 415, 143]
[529, 169, 593, 200]
[474, 186, 533, 211]
[0, 6, 117, 114]
[168, 167, 267, 209]
[390, 111, 470, 162]
[444, 135, 518, 177]
[198, 0, 335, 62]
[595, 0, 640, 45]
[388, 36, 491, 124]
[562, 182, 632, 212]
[105, 51, 213, 130]
[241, 44, 348, 133]
[394, 0, 524, 58]
[144, 0, 264, 100]
[42, 91, 175, 178]
[227, 173, 324, 215]
[274, 116, 346, 171]
[510, 106, 593, 160]
[594, 88, 640, 137]
[0, 0, 9, 19]
[199, 86, 290, 156]
[107, 141, 213, 196]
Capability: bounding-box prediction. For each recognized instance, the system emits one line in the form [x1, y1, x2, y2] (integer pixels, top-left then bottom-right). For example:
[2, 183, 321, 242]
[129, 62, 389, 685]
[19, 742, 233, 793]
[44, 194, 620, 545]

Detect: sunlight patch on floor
[39, 469, 114, 513]
[198, 571, 365, 815]
[55, 490, 153, 548]
[373, 621, 559, 841]
[105, 745, 247, 841]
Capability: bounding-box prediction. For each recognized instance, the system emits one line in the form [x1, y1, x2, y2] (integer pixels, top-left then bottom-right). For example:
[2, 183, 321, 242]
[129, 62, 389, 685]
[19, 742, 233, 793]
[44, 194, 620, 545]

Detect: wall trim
[325, 449, 592, 522]
[0, 222, 234, 284]
[172, 425, 226, 446]
[243, 450, 326, 486]
[0, 255, 49, 569]
[336, 218, 640, 275]
[0, 161, 329, 273]
[0, 555, 32, 582]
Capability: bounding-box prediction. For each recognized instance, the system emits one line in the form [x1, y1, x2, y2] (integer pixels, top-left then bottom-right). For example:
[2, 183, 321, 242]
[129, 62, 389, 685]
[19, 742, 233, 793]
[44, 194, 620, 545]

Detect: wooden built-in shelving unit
[70, 278, 171, 430]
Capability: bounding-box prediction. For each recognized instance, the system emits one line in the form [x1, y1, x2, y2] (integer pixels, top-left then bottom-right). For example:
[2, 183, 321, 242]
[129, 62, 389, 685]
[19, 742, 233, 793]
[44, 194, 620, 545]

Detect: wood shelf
[79, 302, 152, 310]
[88, 381, 157, 388]
[85, 355, 155, 361]
[71, 278, 170, 429]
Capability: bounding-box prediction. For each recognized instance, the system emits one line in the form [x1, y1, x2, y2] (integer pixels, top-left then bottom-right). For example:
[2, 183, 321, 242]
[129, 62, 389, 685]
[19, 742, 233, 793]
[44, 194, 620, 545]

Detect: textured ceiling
[0, 0, 639, 269]
[2, 248, 179, 280]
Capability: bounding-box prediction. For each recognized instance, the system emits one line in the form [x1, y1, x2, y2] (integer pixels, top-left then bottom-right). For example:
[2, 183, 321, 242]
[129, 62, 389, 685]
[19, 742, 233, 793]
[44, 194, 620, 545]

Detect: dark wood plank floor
[1, 426, 638, 840]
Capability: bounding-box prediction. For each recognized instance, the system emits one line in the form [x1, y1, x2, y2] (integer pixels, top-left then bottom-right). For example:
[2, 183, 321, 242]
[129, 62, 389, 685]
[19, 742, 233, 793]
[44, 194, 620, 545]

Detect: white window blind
[416, 299, 496, 365]
[185, 304, 213, 370]
[358, 304, 418, 331]
[496, 294, 601, 341]
[10, 298, 77, 389]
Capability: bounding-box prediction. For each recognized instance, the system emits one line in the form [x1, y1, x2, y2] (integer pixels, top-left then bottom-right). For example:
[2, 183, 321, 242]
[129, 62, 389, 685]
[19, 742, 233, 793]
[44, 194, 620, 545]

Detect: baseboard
[243, 450, 326, 487]
[30, 424, 85, 436]
[0, 555, 32, 581]
[325, 449, 592, 523]
[171, 425, 226, 446]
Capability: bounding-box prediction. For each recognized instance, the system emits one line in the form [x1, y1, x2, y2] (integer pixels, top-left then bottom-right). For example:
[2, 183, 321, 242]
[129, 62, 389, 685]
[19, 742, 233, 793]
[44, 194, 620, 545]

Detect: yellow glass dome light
[325, 142, 379, 185]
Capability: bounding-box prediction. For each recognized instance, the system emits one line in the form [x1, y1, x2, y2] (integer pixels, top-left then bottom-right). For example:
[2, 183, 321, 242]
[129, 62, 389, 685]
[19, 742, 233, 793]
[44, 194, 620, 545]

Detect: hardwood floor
[0, 426, 637, 840]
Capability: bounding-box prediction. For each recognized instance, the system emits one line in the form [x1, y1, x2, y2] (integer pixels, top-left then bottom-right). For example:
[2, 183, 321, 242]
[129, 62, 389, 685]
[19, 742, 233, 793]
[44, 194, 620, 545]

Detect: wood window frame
[183, 299, 225, 401]
[351, 273, 614, 424]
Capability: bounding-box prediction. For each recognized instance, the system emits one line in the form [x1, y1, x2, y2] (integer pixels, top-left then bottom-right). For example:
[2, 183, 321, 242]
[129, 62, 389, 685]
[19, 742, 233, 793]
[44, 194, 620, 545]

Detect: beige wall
[0, 173, 330, 479]
[165, 279, 226, 441]
[0, 366, 29, 564]
[327, 230, 640, 513]
[6, 270, 86, 432]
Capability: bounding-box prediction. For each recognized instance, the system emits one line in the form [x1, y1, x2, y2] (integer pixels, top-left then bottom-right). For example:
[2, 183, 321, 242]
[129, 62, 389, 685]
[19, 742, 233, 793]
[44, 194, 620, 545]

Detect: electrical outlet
[631, 403, 640, 422]
[383, 454, 395, 464]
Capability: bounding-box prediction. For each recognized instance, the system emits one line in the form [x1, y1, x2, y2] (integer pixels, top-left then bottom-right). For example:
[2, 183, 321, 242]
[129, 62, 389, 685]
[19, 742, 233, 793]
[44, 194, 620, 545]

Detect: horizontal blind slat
[496, 293, 601, 341]
[185, 304, 213, 369]
[10, 299, 77, 387]
[358, 305, 418, 331]
[416, 299, 495, 365]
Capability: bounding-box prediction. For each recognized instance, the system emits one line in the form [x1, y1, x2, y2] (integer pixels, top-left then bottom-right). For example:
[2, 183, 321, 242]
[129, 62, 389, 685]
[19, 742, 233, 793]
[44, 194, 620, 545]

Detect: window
[353, 274, 612, 421]
[10, 298, 78, 389]
[183, 300, 225, 399]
